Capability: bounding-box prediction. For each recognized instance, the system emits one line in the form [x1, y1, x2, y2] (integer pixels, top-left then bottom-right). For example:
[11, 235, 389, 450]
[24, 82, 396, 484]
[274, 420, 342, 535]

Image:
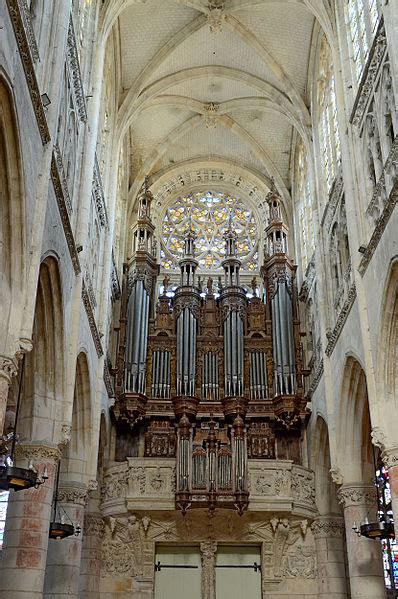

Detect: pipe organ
[112, 182, 308, 514]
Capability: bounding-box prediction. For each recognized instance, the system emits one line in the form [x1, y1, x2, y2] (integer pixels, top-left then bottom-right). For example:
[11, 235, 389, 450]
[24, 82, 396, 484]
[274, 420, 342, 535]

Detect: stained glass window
[317, 36, 341, 196]
[0, 491, 9, 550]
[346, 0, 381, 84]
[296, 140, 315, 271]
[161, 191, 258, 271]
[376, 466, 398, 591]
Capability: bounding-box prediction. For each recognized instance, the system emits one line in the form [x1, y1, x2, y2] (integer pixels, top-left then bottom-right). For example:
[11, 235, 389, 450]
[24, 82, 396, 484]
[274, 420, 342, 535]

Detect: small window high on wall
[0, 491, 9, 549]
[317, 36, 341, 197]
[345, 0, 381, 84]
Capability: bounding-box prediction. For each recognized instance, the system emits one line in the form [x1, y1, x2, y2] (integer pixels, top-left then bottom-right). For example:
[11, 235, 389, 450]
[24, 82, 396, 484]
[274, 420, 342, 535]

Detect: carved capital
[15, 441, 62, 463]
[329, 467, 344, 485]
[59, 424, 72, 446]
[57, 483, 88, 506]
[311, 517, 345, 538]
[371, 426, 387, 451]
[16, 338, 33, 359]
[0, 356, 18, 383]
[84, 513, 105, 538]
[338, 484, 377, 508]
[382, 446, 398, 469]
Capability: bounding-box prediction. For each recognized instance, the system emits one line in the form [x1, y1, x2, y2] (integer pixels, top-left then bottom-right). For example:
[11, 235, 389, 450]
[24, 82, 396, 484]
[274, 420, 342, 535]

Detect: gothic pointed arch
[378, 259, 398, 408]
[310, 415, 341, 515]
[19, 256, 65, 442]
[338, 357, 374, 483]
[0, 76, 26, 346]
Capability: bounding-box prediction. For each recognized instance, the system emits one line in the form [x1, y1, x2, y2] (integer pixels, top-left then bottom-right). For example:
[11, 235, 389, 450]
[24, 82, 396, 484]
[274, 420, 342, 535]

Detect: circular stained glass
[161, 191, 258, 271]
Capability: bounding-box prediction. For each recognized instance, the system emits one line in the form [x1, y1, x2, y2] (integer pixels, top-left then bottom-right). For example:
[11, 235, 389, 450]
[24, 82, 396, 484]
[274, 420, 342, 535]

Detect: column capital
[0, 355, 18, 383]
[311, 516, 345, 538]
[337, 483, 377, 508]
[200, 540, 217, 559]
[58, 482, 88, 506]
[382, 446, 398, 469]
[83, 513, 105, 538]
[15, 441, 62, 463]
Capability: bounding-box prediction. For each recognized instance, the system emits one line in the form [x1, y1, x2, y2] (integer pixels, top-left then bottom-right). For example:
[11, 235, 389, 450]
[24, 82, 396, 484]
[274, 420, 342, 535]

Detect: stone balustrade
[101, 458, 316, 517]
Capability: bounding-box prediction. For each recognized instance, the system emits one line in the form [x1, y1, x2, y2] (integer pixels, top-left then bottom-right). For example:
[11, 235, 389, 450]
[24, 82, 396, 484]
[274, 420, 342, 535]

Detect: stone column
[78, 509, 105, 598]
[0, 442, 60, 599]
[382, 447, 398, 528]
[0, 356, 17, 436]
[43, 482, 87, 599]
[133, 577, 153, 599]
[200, 541, 217, 599]
[338, 483, 386, 598]
[311, 516, 349, 598]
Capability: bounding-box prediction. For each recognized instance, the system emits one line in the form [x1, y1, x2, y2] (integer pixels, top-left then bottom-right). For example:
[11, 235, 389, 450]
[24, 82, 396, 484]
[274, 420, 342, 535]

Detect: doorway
[215, 546, 262, 599]
[154, 546, 201, 599]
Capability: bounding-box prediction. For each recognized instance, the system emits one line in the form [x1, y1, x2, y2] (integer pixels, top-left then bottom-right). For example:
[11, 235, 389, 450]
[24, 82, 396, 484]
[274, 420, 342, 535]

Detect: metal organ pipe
[286, 290, 296, 393]
[176, 306, 197, 397]
[125, 279, 151, 393]
[231, 312, 237, 394]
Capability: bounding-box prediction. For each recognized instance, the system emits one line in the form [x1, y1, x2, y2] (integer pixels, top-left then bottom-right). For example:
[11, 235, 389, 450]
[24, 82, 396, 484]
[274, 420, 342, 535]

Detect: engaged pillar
[338, 483, 385, 599]
[78, 509, 105, 598]
[311, 516, 349, 598]
[0, 442, 60, 599]
[43, 482, 87, 598]
[0, 356, 17, 436]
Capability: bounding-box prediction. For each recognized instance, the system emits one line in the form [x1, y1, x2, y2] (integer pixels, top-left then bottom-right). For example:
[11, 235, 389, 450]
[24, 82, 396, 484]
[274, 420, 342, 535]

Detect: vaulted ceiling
[101, 0, 327, 220]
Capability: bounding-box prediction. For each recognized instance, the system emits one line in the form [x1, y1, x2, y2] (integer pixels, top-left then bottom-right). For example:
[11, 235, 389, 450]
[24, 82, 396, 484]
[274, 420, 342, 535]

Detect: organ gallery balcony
[100, 458, 316, 519]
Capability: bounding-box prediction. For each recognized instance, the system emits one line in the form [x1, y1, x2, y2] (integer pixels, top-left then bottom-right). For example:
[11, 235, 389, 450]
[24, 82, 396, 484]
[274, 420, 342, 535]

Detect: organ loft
[112, 181, 308, 515]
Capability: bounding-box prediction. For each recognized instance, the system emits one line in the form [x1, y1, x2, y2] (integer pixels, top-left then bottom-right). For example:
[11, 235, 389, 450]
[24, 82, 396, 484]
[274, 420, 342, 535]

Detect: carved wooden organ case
[112, 182, 308, 515]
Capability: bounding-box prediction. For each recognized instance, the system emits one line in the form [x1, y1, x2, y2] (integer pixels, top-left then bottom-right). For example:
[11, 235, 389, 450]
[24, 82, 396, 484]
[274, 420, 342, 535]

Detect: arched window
[345, 0, 381, 84]
[161, 191, 258, 272]
[295, 139, 315, 272]
[317, 36, 341, 195]
[0, 491, 9, 549]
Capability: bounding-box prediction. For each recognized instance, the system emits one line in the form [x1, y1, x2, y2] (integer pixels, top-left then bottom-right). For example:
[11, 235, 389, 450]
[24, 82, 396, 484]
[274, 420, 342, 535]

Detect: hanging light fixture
[48, 462, 81, 540]
[0, 357, 48, 492]
[352, 447, 395, 542]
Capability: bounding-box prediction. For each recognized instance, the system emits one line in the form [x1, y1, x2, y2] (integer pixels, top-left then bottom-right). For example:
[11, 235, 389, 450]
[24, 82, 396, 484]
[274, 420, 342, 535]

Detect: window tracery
[317, 36, 341, 195]
[295, 139, 315, 272]
[160, 191, 258, 272]
[345, 0, 381, 84]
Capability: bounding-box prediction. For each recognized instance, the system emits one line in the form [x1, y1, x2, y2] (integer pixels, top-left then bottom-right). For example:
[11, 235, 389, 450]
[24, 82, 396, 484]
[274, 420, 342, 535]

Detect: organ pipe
[125, 279, 151, 393]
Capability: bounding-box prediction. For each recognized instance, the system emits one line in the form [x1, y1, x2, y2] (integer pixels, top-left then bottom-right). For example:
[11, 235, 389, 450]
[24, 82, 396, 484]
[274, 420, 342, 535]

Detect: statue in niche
[162, 274, 170, 294]
[217, 275, 223, 293]
[251, 276, 258, 294]
[197, 276, 203, 293]
[207, 276, 214, 295]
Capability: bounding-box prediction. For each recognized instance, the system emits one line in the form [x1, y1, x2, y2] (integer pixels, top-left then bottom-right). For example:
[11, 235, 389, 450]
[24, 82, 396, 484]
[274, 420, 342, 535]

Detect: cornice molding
[103, 355, 114, 398]
[66, 16, 87, 123]
[350, 19, 387, 129]
[359, 179, 398, 277]
[306, 357, 324, 400]
[320, 168, 344, 234]
[50, 151, 81, 275]
[325, 283, 356, 357]
[92, 156, 108, 228]
[18, 0, 39, 62]
[82, 279, 103, 357]
[6, 0, 51, 144]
